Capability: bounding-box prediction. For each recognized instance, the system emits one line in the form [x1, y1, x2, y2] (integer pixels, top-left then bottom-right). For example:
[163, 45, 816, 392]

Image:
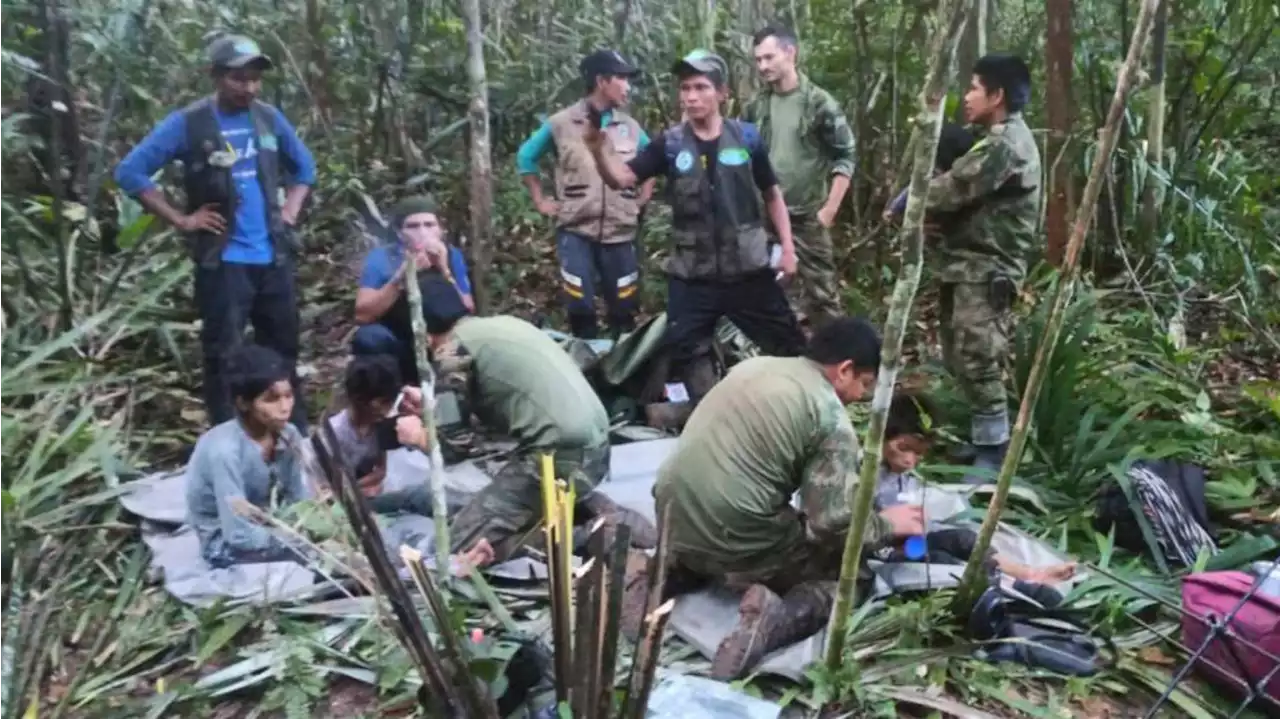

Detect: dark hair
[885, 393, 938, 441]
[346, 354, 402, 408]
[936, 122, 976, 173]
[752, 23, 798, 49]
[972, 53, 1032, 112]
[805, 317, 881, 373]
[225, 344, 291, 406]
[419, 270, 470, 335]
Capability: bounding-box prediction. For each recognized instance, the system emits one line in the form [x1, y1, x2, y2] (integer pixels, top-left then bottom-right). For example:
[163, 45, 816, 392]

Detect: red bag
[1180, 571, 1280, 706]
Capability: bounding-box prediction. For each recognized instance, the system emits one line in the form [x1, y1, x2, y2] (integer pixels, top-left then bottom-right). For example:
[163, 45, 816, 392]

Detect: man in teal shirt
[518, 49, 656, 340]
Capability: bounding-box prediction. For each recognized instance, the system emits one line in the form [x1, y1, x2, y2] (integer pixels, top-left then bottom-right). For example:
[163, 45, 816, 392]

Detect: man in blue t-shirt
[114, 34, 316, 430]
[353, 195, 473, 384]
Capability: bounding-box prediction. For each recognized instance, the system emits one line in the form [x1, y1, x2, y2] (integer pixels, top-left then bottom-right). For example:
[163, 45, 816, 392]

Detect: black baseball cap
[580, 49, 639, 78]
[207, 34, 274, 71]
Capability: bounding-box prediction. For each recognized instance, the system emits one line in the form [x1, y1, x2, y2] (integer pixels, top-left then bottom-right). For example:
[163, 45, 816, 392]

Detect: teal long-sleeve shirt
[516, 112, 651, 175]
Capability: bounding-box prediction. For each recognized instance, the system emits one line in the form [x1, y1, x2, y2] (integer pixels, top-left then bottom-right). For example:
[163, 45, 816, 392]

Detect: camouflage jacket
[743, 73, 855, 217]
[924, 113, 1042, 284]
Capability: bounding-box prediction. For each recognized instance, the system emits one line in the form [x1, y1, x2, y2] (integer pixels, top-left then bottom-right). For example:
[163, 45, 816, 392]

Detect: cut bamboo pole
[954, 0, 1164, 613]
[620, 599, 676, 719]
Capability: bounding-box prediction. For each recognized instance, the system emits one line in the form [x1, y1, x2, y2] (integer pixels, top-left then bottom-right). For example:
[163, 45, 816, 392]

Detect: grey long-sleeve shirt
[186, 419, 307, 565]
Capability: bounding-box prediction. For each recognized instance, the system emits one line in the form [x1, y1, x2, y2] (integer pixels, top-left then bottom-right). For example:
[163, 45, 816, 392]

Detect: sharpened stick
[621, 599, 676, 719]
[595, 522, 630, 717]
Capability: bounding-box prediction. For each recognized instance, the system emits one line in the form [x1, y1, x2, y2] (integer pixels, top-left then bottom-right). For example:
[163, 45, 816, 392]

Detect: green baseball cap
[207, 34, 274, 71]
[672, 49, 728, 86]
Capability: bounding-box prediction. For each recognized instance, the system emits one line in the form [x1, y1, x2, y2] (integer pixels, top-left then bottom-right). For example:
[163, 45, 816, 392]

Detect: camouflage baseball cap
[207, 34, 274, 71]
[672, 49, 728, 86]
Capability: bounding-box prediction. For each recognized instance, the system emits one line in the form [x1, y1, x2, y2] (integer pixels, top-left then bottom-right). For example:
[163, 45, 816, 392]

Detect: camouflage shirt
[925, 113, 1042, 284]
[655, 356, 892, 567]
[743, 74, 855, 217]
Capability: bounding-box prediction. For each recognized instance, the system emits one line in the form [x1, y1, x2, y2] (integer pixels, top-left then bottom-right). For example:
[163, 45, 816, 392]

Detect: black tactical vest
[181, 96, 288, 268]
[662, 120, 770, 281]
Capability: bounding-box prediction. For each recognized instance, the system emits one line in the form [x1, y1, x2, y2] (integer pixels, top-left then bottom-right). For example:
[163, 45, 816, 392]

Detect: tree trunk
[1139, 0, 1169, 244]
[306, 0, 334, 124]
[461, 0, 494, 312]
[823, 0, 970, 671]
[1044, 0, 1075, 265]
[952, 0, 988, 120]
[953, 0, 1163, 614]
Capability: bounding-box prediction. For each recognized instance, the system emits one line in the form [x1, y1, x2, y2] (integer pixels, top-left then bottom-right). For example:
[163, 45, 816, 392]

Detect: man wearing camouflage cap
[746, 24, 856, 329]
[115, 33, 316, 430]
[352, 195, 474, 384]
[585, 49, 806, 406]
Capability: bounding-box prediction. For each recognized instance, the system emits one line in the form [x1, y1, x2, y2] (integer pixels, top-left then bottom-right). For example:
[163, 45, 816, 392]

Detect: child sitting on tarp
[874, 393, 1077, 584]
[186, 344, 312, 568]
[321, 354, 437, 516]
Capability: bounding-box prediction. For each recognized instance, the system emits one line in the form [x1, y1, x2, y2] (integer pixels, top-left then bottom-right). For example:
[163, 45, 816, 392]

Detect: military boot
[962, 442, 1009, 485]
[579, 492, 659, 549]
[710, 581, 834, 680]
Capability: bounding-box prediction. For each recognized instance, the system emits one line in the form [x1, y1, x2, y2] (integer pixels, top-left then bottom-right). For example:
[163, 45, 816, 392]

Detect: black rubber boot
[962, 442, 1009, 485]
[568, 312, 599, 340]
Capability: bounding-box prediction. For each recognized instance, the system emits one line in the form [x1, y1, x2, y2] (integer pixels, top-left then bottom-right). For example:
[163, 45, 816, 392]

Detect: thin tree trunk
[461, 0, 494, 312]
[953, 0, 1163, 613]
[951, 0, 987, 120]
[823, 0, 970, 671]
[1044, 0, 1074, 265]
[306, 0, 333, 124]
[1139, 0, 1168, 246]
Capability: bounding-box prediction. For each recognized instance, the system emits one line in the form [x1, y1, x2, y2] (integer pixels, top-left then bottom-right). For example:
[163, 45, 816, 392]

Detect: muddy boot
[645, 401, 692, 432]
[580, 492, 659, 549]
[619, 550, 653, 642]
[710, 581, 834, 680]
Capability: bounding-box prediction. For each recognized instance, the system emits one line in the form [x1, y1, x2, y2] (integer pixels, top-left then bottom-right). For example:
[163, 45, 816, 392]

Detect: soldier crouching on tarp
[620, 318, 927, 679]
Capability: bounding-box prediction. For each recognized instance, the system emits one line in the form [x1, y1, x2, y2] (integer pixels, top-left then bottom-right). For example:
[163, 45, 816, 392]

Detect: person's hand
[461, 293, 476, 313]
[880, 504, 925, 537]
[399, 386, 423, 417]
[816, 203, 838, 228]
[281, 204, 300, 227]
[395, 415, 430, 451]
[356, 465, 386, 497]
[535, 198, 560, 217]
[456, 538, 495, 576]
[582, 119, 604, 150]
[777, 246, 798, 282]
[178, 203, 226, 234]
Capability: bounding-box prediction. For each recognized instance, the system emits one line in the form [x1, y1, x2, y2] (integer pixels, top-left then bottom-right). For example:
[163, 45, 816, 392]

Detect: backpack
[1094, 460, 1217, 571]
[1181, 571, 1280, 707]
[967, 580, 1109, 676]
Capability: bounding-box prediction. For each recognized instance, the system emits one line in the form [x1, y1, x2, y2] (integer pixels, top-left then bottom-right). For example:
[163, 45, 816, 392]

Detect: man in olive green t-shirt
[745, 23, 856, 329]
[392, 272, 656, 563]
[624, 318, 925, 679]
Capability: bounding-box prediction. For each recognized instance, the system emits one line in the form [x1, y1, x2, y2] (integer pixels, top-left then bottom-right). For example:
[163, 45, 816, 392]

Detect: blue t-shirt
[360, 243, 472, 296]
[114, 102, 317, 265]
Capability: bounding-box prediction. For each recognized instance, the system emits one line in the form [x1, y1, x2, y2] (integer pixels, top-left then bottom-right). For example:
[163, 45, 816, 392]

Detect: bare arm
[587, 138, 639, 190]
[137, 188, 195, 228]
[522, 174, 558, 215]
[354, 266, 406, 325]
[282, 184, 311, 225]
[637, 177, 657, 206]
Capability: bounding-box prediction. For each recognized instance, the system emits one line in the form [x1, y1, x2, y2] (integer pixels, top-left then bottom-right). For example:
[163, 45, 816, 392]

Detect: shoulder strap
[249, 100, 277, 138]
[182, 96, 220, 156]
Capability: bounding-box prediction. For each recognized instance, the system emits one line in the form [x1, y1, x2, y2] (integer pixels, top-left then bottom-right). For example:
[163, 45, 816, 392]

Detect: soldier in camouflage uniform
[745, 24, 856, 329]
[620, 318, 926, 679]
[392, 273, 657, 563]
[889, 54, 1041, 482]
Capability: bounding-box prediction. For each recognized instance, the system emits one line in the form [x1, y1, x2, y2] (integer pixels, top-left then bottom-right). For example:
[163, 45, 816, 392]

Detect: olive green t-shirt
[452, 316, 608, 449]
[655, 356, 890, 566]
[765, 90, 829, 216]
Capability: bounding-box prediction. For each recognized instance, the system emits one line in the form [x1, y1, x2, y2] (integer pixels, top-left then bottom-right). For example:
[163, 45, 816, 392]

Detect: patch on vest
[675, 149, 694, 173]
[259, 134, 278, 151]
[718, 147, 750, 166]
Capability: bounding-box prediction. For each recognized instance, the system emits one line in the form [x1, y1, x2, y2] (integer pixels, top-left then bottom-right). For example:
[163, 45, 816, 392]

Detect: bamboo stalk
[595, 522, 631, 717]
[572, 557, 600, 717]
[403, 255, 452, 580]
[824, 0, 971, 671]
[620, 599, 676, 719]
[540, 453, 575, 706]
[953, 0, 1164, 613]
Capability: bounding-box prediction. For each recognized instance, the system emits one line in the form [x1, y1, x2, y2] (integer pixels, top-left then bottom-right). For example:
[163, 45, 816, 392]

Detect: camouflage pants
[448, 443, 610, 562]
[939, 281, 1014, 446]
[668, 533, 849, 598]
[783, 216, 842, 327]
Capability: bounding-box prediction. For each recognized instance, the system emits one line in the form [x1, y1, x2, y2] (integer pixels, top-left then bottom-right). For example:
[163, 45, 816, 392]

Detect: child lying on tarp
[874, 393, 1077, 584]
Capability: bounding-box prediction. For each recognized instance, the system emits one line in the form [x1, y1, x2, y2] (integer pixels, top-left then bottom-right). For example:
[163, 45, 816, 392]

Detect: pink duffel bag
[1180, 570, 1280, 705]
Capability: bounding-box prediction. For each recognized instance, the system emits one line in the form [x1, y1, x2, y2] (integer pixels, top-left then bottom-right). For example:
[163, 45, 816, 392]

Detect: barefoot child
[876, 393, 1076, 585]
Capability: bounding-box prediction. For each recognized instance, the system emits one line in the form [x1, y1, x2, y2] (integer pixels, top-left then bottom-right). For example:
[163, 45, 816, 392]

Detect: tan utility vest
[547, 100, 643, 244]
